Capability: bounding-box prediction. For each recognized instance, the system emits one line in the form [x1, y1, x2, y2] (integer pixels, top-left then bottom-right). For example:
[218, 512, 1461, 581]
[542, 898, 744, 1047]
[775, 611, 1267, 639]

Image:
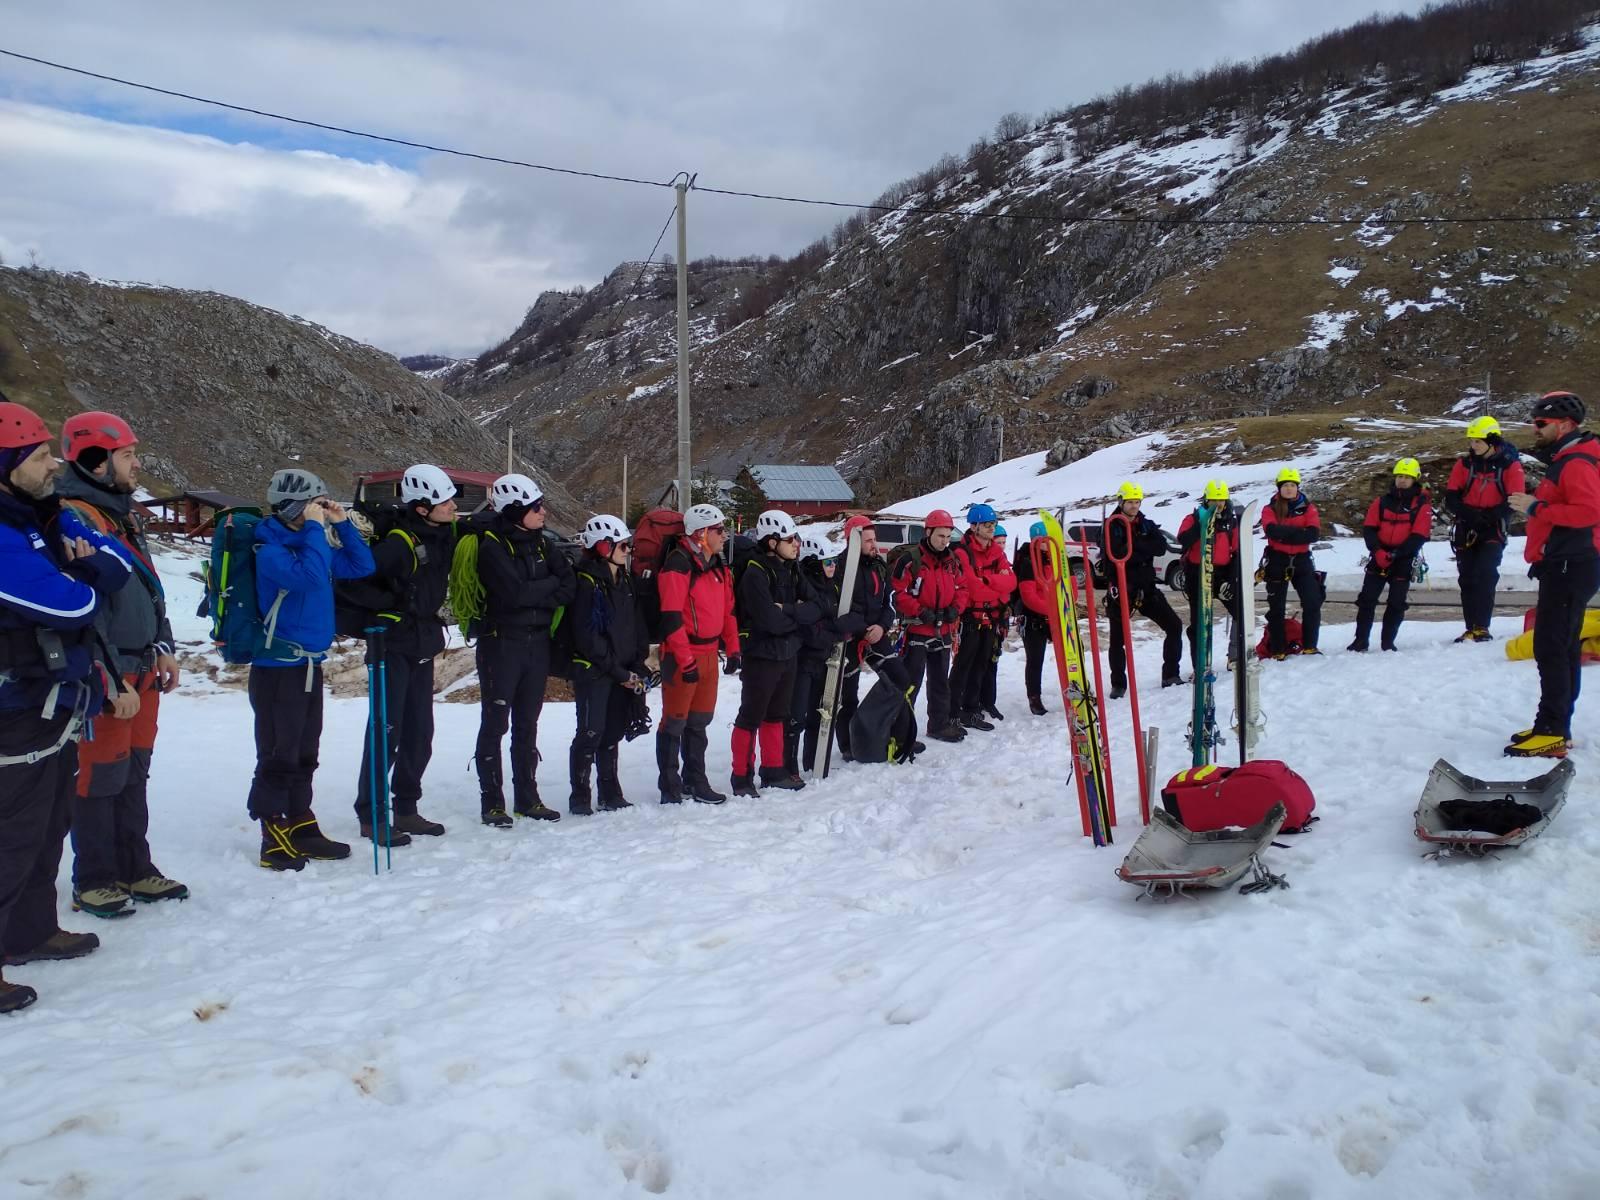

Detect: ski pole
[1106, 512, 1151, 824]
[1073, 524, 1117, 830]
[375, 627, 391, 872]
[364, 630, 380, 876]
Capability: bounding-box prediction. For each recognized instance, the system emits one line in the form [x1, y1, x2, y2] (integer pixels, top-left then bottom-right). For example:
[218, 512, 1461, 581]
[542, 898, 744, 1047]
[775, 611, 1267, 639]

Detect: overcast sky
[2, 0, 1436, 357]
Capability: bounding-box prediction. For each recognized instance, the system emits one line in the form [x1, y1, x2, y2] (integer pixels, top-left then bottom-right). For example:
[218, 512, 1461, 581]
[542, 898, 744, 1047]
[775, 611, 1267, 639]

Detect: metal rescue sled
[1413, 758, 1574, 857]
[1115, 801, 1289, 899]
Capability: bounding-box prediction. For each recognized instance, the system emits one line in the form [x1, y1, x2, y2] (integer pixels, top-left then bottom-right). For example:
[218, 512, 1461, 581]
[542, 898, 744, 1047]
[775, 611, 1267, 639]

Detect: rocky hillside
[445, 8, 1600, 511]
[0, 267, 582, 518]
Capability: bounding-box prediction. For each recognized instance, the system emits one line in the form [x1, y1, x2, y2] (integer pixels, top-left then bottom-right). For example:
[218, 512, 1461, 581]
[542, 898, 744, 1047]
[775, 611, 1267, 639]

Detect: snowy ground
[5, 603, 1599, 1199]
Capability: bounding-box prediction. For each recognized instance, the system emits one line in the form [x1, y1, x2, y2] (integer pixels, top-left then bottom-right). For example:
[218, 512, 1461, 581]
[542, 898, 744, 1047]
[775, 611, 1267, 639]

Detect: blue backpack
[199, 508, 291, 665]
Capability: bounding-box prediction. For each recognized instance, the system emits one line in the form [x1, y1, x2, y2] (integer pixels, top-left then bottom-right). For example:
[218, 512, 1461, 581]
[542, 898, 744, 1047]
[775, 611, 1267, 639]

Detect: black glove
[942, 605, 961, 625]
[723, 653, 742, 676]
[680, 659, 701, 685]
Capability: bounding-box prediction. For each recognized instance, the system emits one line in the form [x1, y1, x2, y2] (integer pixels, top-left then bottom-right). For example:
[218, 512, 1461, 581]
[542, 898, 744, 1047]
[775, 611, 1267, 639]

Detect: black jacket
[478, 516, 577, 638]
[572, 557, 649, 682]
[738, 549, 822, 661]
[797, 558, 862, 661]
[338, 509, 455, 657]
[1103, 512, 1168, 593]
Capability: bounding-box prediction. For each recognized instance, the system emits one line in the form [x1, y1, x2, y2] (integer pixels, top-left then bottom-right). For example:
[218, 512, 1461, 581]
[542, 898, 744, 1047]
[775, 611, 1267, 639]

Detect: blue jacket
[253, 516, 375, 667]
[0, 488, 132, 718]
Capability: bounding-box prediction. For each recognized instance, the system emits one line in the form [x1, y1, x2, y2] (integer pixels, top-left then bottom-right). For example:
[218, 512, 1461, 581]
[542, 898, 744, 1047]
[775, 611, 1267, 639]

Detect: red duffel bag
[1161, 760, 1317, 832]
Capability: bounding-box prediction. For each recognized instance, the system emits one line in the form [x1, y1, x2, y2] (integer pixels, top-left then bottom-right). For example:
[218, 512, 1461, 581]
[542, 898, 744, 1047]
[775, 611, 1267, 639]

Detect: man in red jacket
[891, 509, 967, 743]
[1506, 392, 1600, 757]
[949, 503, 1016, 729]
[1261, 468, 1324, 657]
[657, 503, 740, 802]
[1445, 415, 1525, 641]
[1349, 459, 1432, 652]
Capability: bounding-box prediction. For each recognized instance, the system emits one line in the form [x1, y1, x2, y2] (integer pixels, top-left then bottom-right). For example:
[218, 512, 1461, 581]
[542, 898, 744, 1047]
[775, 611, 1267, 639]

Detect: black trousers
[979, 618, 1004, 711]
[735, 656, 797, 730]
[1353, 569, 1410, 647]
[1532, 559, 1600, 737]
[788, 653, 829, 769]
[0, 713, 75, 960]
[355, 652, 436, 821]
[948, 619, 998, 715]
[1264, 552, 1322, 654]
[1108, 585, 1184, 687]
[1457, 540, 1505, 633]
[475, 633, 549, 811]
[573, 670, 629, 753]
[1022, 614, 1050, 700]
[1185, 576, 1244, 671]
[247, 664, 324, 821]
[903, 637, 953, 731]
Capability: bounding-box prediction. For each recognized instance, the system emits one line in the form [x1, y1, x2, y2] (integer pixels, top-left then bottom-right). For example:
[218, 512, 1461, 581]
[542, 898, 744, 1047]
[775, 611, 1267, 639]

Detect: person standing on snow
[1349, 459, 1432, 653]
[248, 470, 376, 870]
[891, 509, 967, 743]
[566, 515, 651, 815]
[834, 515, 909, 760]
[54, 411, 188, 919]
[1014, 520, 1055, 716]
[948, 504, 1016, 729]
[0, 399, 132, 1014]
[1103, 482, 1184, 697]
[1176, 481, 1243, 672]
[1445, 416, 1525, 642]
[1261, 468, 1324, 658]
[1505, 392, 1600, 758]
[656, 503, 739, 805]
[337, 464, 457, 842]
[472, 473, 576, 824]
[787, 528, 858, 775]
[730, 510, 821, 796]
[976, 523, 1011, 720]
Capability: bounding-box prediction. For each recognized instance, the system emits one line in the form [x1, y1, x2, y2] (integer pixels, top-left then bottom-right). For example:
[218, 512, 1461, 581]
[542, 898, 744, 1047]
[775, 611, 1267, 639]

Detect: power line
[629, 194, 683, 298]
[3, 45, 1596, 228]
[0, 47, 673, 191]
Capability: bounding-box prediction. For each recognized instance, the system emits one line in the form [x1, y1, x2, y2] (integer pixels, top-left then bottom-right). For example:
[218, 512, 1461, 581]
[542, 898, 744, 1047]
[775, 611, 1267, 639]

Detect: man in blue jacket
[0, 398, 133, 1014]
[248, 469, 375, 871]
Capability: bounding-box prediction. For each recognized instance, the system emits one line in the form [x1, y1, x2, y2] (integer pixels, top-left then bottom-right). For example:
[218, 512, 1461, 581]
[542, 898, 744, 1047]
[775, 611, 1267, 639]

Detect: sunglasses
[1532, 418, 1560, 429]
[526, 498, 543, 512]
[701, 524, 726, 536]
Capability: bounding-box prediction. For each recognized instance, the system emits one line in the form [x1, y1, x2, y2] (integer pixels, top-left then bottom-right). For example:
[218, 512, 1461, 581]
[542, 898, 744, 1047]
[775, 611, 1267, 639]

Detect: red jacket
[953, 533, 1016, 616]
[1015, 541, 1055, 617]
[658, 536, 739, 668]
[1176, 509, 1238, 567]
[891, 539, 965, 637]
[1525, 432, 1600, 564]
[1262, 496, 1320, 556]
[1363, 487, 1432, 572]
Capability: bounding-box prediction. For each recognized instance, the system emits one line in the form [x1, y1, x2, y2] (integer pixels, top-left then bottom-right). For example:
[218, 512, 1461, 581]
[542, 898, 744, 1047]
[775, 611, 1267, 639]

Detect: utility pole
[1485, 370, 1492, 415]
[622, 454, 629, 519]
[997, 413, 1005, 465]
[506, 425, 514, 474]
[675, 176, 693, 511]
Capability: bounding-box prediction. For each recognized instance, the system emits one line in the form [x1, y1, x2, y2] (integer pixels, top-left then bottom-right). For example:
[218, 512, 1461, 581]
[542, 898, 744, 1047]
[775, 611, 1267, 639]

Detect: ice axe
[1105, 507, 1151, 824]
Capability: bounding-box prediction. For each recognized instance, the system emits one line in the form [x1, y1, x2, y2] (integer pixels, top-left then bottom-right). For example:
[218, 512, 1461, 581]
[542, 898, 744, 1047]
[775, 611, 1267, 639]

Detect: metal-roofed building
[738, 464, 855, 519]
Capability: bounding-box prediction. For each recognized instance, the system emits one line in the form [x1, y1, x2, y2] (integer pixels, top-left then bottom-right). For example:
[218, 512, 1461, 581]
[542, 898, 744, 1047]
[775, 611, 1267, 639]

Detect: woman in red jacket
[1262, 468, 1323, 658]
[1014, 521, 1055, 715]
[949, 504, 1016, 728]
[1445, 416, 1526, 642]
[1349, 459, 1432, 652]
[891, 510, 967, 743]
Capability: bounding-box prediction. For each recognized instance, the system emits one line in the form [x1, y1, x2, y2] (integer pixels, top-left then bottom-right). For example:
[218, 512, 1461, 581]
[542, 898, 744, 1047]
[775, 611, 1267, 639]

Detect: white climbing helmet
[801, 529, 845, 561]
[489, 473, 544, 512]
[684, 503, 727, 535]
[399, 463, 457, 507]
[581, 513, 631, 551]
[755, 509, 799, 542]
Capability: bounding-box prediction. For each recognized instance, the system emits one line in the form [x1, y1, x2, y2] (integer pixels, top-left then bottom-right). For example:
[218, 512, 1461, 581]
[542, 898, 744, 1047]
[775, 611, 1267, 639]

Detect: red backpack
[1161, 760, 1317, 833]
[632, 508, 686, 640]
[1255, 617, 1304, 658]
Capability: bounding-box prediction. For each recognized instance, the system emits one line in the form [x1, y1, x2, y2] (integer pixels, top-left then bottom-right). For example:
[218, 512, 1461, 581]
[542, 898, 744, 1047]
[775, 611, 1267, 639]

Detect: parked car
[1061, 520, 1185, 593]
[873, 519, 925, 554]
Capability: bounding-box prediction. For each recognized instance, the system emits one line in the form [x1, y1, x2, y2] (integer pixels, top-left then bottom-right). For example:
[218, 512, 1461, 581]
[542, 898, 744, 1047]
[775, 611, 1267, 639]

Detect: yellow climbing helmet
[1117, 481, 1144, 502]
[1276, 467, 1302, 485]
[1204, 480, 1230, 502]
[1465, 415, 1501, 440]
[1393, 457, 1421, 479]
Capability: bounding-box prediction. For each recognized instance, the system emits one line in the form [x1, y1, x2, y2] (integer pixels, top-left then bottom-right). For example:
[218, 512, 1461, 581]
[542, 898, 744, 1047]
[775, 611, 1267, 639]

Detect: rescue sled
[1115, 801, 1288, 899]
[1413, 758, 1573, 856]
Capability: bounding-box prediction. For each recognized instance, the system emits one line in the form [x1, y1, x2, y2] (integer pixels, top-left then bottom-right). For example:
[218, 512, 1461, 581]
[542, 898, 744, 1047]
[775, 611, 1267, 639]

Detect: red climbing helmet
[0, 401, 51, 449]
[61, 411, 138, 462]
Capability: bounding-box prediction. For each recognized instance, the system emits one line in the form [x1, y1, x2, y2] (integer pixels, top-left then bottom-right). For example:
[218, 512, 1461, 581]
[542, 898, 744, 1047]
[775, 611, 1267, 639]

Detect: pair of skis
[1188, 500, 1264, 768]
[1032, 510, 1115, 845]
[815, 528, 865, 779]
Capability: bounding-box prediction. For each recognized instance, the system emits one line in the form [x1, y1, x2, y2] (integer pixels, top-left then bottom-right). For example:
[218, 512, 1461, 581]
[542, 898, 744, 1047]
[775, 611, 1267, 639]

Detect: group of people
[2, 389, 1596, 1014]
